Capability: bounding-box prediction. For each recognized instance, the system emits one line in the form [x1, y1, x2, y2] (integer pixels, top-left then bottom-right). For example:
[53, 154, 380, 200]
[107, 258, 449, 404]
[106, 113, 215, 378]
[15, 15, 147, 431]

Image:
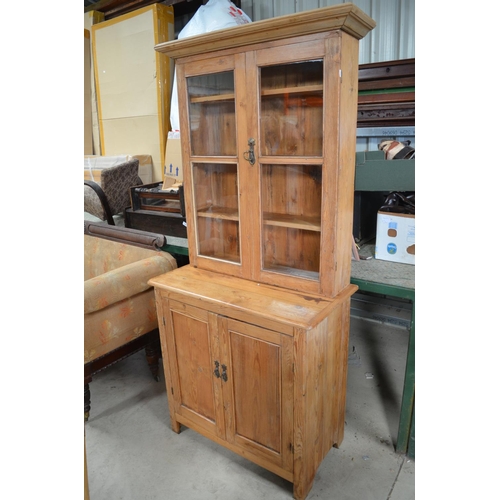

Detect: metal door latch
[243, 138, 256, 165]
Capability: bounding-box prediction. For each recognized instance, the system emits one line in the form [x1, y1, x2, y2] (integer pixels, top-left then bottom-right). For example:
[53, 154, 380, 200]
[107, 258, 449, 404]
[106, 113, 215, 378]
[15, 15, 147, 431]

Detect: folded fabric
[378, 140, 415, 160]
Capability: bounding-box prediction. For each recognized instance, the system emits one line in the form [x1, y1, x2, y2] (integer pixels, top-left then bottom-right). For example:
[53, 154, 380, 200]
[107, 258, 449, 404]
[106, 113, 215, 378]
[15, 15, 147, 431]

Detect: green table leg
[396, 298, 415, 455]
[350, 278, 415, 456]
[407, 404, 415, 460]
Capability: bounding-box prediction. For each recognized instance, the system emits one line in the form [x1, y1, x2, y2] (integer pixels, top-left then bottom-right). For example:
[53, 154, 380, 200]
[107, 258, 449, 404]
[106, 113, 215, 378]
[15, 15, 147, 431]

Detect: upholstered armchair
[84, 221, 177, 421]
[84, 158, 142, 225]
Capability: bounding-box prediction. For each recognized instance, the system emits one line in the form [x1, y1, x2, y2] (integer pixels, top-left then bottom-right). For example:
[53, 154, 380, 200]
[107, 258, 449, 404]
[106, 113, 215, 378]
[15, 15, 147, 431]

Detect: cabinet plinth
[150, 265, 357, 500]
[152, 4, 375, 499]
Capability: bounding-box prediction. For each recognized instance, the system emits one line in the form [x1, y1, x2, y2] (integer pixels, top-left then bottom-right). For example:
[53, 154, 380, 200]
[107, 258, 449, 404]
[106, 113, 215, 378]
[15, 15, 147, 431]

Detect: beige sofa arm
[84, 254, 176, 314]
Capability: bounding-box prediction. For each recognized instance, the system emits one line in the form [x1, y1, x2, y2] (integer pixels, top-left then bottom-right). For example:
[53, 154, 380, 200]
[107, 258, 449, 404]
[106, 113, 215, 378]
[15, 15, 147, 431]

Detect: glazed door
[246, 41, 331, 295]
[178, 54, 252, 279]
[165, 300, 226, 439]
[219, 317, 294, 473]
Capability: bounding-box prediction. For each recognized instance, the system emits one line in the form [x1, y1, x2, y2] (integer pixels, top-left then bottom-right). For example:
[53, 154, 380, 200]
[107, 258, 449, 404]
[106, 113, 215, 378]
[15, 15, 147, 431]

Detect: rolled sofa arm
[84, 253, 176, 314]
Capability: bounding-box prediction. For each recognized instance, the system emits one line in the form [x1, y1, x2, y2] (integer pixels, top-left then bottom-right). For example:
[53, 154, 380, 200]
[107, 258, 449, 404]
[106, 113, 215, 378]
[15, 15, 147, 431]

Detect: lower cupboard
[149, 265, 357, 500]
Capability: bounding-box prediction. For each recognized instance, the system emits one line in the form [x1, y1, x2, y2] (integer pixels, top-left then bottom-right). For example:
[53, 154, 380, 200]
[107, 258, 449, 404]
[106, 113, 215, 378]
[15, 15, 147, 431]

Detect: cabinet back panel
[261, 164, 322, 217]
[193, 163, 241, 263]
[193, 163, 239, 211]
[188, 71, 236, 156]
[197, 218, 240, 263]
[263, 226, 320, 275]
[189, 101, 237, 156]
[260, 60, 323, 157]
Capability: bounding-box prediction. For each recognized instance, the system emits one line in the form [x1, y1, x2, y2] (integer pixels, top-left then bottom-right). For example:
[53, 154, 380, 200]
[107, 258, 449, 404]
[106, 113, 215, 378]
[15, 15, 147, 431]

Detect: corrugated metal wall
[240, 0, 415, 64]
[238, 0, 415, 151]
[175, 0, 415, 151]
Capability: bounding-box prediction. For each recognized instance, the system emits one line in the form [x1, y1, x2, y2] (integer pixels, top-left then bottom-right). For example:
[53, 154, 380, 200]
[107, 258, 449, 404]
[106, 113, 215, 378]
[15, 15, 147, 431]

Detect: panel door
[165, 300, 225, 439]
[218, 317, 294, 472]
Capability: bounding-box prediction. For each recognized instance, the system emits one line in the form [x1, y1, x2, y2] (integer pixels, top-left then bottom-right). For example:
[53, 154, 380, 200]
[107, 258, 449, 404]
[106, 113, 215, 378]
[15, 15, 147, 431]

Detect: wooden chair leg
[84, 383, 91, 422]
[145, 331, 161, 382]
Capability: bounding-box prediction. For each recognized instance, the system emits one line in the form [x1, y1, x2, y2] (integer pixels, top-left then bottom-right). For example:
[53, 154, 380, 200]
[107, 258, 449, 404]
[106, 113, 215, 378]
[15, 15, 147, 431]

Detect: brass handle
[243, 138, 256, 165]
[214, 361, 221, 379]
[221, 364, 228, 382]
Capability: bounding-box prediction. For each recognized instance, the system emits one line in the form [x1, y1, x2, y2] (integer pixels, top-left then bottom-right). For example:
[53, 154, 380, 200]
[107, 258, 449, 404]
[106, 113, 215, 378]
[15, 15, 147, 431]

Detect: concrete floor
[85, 308, 415, 500]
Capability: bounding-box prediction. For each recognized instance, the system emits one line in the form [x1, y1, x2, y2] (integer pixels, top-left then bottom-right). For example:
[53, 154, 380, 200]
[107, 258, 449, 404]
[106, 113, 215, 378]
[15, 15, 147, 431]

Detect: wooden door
[218, 317, 294, 473]
[178, 54, 253, 279]
[164, 300, 225, 439]
[244, 40, 329, 296]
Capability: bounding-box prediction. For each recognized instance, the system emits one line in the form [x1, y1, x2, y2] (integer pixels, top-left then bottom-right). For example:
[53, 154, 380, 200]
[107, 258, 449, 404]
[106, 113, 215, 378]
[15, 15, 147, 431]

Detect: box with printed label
[375, 211, 415, 265]
[162, 135, 183, 189]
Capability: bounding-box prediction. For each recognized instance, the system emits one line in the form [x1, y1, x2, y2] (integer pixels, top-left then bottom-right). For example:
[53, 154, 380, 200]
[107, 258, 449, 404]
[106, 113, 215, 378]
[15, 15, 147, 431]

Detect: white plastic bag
[169, 0, 251, 132]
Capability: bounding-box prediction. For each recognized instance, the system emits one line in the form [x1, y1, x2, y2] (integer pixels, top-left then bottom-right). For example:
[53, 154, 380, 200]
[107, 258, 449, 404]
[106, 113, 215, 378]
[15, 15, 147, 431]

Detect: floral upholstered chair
[84, 221, 177, 420]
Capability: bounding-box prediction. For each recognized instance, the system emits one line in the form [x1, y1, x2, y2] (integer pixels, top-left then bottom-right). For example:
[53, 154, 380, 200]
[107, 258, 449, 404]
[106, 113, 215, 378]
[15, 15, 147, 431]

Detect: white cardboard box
[375, 211, 415, 265]
[162, 133, 183, 189]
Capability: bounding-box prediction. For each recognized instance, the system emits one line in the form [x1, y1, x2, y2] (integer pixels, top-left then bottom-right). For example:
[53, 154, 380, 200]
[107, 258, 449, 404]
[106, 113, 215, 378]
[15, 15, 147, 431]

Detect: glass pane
[260, 61, 323, 156]
[193, 163, 240, 263]
[261, 164, 322, 279]
[187, 71, 236, 156]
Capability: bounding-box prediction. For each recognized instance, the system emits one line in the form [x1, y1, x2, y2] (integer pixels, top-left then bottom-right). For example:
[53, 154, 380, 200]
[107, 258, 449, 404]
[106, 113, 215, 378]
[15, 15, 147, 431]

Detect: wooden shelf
[197, 206, 239, 221]
[263, 264, 319, 281]
[261, 84, 323, 97]
[263, 213, 321, 232]
[190, 93, 234, 104]
[190, 84, 323, 104]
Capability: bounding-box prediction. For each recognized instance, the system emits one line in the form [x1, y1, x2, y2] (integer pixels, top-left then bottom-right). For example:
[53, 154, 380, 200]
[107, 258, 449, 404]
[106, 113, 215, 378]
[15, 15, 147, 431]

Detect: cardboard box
[375, 211, 415, 265]
[84, 154, 153, 184]
[162, 134, 183, 189]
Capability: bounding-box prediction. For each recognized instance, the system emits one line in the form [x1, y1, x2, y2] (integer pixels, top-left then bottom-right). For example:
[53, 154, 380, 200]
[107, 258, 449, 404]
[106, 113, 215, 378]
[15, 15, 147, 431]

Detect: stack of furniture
[357, 58, 415, 128]
[124, 181, 187, 239]
[148, 4, 375, 500]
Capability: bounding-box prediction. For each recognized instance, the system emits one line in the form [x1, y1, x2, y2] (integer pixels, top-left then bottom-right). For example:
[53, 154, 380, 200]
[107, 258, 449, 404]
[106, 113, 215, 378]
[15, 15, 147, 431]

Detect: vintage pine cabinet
[150, 266, 357, 500]
[150, 4, 375, 499]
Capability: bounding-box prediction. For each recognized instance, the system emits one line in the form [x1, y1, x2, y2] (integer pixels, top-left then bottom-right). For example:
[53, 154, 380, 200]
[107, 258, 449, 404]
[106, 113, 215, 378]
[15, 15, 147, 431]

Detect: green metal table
[351, 245, 415, 458]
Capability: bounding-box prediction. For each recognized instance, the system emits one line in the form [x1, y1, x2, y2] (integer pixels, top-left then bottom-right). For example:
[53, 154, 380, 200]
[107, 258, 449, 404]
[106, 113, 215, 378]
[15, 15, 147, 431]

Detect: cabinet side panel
[320, 32, 360, 297]
[293, 328, 314, 499]
[333, 297, 353, 447]
[293, 297, 349, 498]
[154, 289, 180, 432]
[319, 32, 340, 298]
[335, 33, 360, 294]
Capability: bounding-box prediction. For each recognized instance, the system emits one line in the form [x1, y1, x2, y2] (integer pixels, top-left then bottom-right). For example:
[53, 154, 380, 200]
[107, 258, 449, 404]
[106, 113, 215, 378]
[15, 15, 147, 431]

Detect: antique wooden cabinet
[150, 266, 357, 500]
[150, 4, 375, 499]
